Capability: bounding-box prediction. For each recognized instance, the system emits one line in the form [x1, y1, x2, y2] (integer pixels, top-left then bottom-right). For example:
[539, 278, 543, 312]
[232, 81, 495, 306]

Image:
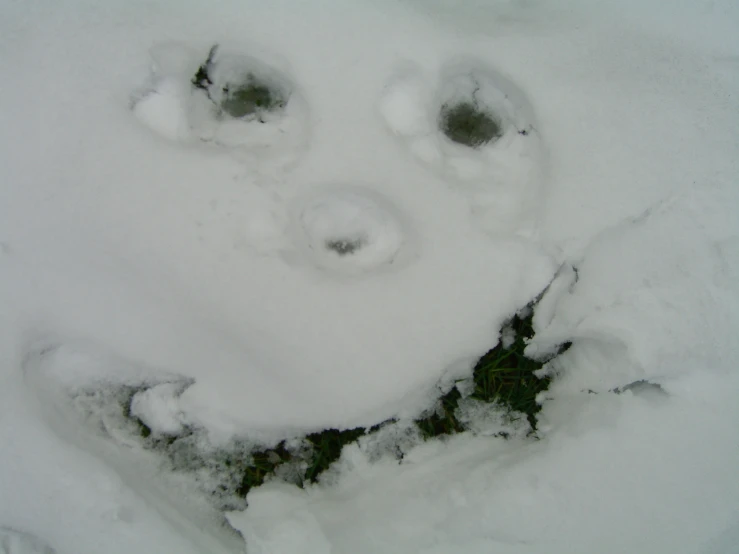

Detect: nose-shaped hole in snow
[439, 101, 502, 148]
[292, 189, 411, 275]
[325, 235, 367, 256]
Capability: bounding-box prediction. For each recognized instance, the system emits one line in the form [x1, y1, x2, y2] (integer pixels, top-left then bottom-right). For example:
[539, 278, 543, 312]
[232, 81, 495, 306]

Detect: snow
[1, 528, 55, 554]
[130, 382, 188, 437]
[1, 0, 738, 553]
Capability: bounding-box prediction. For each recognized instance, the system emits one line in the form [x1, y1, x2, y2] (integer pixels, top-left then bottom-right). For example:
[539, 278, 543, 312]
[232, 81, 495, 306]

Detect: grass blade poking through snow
[414, 307, 568, 439]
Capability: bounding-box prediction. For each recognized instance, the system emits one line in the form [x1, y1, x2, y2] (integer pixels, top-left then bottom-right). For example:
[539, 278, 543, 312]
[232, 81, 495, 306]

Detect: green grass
[129, 302, 569, 506]
[414, 310, 567, 439]
[224, 305, 567, 499]
[468, 311, 559, 427]
[303, 428, 368, 481]
[191, 45, 287, 120]
[235, 442, 293, 497]
[220, 76, 286, 119]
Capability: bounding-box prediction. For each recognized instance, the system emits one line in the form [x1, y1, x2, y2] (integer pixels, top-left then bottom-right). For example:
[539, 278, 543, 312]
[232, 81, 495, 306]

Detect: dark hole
[615, 380, 667, 397]
[325, 237, 365, 256]
[221, 74, 286, 118]
[440, 101, 502, 148]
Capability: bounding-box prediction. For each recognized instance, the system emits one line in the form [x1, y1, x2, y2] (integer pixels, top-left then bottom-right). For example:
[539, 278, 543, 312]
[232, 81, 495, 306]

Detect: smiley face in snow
[121, 17, 555, 434]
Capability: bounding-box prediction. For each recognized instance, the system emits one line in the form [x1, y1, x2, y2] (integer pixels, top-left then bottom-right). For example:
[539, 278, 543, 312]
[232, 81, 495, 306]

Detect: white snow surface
[1, 0, 738, 553]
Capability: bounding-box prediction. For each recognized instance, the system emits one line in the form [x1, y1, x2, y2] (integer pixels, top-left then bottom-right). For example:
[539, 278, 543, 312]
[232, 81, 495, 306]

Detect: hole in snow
[292, 188, 412, 274]
[219, 74, 287, 119]
[439, 101, 502, 148]
[192, 45, 289, 122]
[325, 236, 367, 256]
[616, 380, 668, 398]
[132, 43, 310, 161]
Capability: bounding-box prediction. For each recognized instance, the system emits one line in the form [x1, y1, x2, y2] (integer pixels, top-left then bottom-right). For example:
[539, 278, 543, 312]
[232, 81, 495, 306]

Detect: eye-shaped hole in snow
[193, 45, 289, 122]
[379, 59, 546, 235]
[439, 100, 503, 148]
[220, 77, 287, 118]
[379, 59, 539, 175]
[131, 42, 309, 163]
[434, 68, 515, 151]
[291, 189, 412, 275]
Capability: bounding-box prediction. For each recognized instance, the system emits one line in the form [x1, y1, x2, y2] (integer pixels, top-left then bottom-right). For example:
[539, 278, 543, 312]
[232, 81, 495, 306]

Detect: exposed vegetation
[220, 77, 286, 118]
[191, 44, 287, 121]
[126, 303, 569, 508]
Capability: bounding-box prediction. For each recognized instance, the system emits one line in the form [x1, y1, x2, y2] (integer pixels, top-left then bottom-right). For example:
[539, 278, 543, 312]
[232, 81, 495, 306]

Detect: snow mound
[0, 528, 55, 554]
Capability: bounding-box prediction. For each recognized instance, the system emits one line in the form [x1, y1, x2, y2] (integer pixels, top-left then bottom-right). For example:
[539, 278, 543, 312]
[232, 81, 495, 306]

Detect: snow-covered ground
[1, 0, 738, 552]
